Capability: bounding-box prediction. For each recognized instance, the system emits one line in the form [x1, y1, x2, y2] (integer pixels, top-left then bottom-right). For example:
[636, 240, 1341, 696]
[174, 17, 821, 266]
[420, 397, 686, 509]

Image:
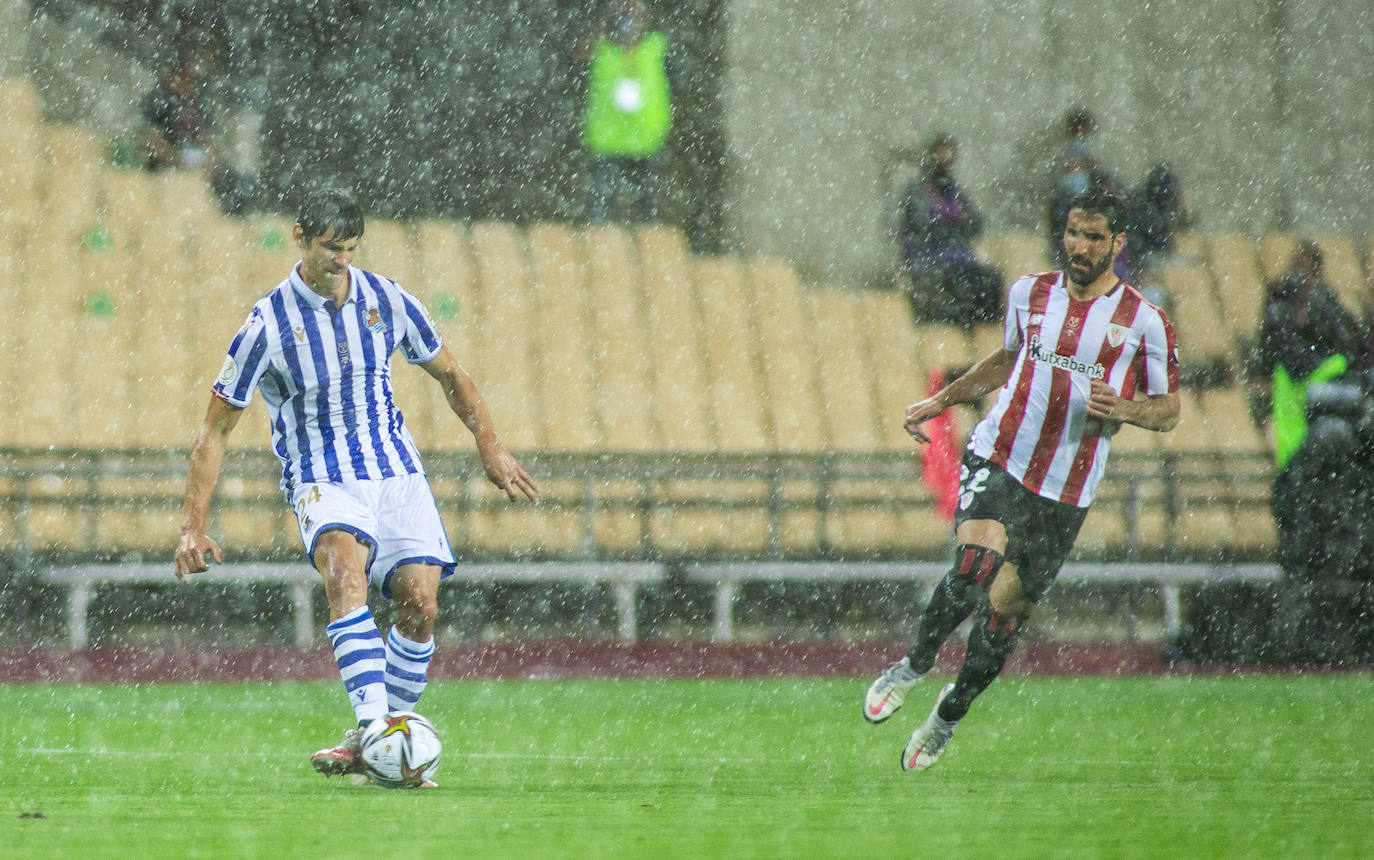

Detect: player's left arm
[420, 345, 539, 502]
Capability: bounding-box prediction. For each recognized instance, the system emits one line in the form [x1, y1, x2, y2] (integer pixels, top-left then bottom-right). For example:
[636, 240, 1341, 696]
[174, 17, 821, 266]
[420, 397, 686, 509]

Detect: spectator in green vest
[1257, 239, 1363, 466]
[582, 1, 672, 223]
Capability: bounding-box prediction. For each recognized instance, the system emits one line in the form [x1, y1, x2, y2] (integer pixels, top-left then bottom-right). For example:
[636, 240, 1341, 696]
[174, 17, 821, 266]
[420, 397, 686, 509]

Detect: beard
[1066, 250, 1114, 286]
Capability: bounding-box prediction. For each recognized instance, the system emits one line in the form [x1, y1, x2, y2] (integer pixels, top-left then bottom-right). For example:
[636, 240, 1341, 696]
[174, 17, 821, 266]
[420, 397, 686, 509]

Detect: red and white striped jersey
[967, 271, 1179, 507]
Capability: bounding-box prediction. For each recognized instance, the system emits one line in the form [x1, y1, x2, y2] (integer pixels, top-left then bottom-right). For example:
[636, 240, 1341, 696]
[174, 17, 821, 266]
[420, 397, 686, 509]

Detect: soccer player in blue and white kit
[173, 189, 538, 785]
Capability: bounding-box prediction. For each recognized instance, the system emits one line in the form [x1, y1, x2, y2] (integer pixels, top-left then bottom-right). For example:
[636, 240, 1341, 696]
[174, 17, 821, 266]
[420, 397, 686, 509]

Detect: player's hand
[173, 531, 223, 581]
[1086, 378, 1122, 420]
[904, 396, 946, 444]
[479, 441, 540, 503]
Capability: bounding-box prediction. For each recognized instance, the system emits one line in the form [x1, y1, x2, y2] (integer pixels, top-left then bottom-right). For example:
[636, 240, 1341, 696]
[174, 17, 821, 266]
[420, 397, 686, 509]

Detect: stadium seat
[528, 223, 602, 452]
[862, 291, 926, 451]
[584, 225, 660, 451]
[1206, 233, 1265, 347]
[1311, 233, 1368, 314]
[1258, 231, 1298, 286]
[810, 290, 884, 451]
[38, 125, 103, 227]
[1171, 231, 1205, 264]
[968, 322, 1006, 361]
[119, 175, 197, 448]
[1159, 261, 1235, 370]
[749, 259, 828, 453]
[807, 290, 914, 553]
[18, 207, 85, 447]
[155, 170, 221, 235]
[1201, 388, 1269, 456]
[467, 221, 541, 451]
[976, 230, 1050, 283]
[694, 256, 772, 452]
[410, 220, 478, 452]
[0, 234, 23, 446]
[462, 223, 595, 555]
[648, 254, 778, 553]
[0, 79, 43, 232]
[636, 225, 714, 452]
[0, 77, 41, 125]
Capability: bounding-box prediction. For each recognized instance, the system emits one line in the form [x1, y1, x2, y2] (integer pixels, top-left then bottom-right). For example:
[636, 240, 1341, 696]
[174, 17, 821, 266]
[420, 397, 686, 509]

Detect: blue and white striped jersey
[212, 264, 444, 495]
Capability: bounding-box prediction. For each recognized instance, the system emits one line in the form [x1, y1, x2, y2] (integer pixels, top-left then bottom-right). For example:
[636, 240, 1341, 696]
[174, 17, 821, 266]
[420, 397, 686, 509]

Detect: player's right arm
[174, 395, 245, 580]
[904, 347, 1018, 443]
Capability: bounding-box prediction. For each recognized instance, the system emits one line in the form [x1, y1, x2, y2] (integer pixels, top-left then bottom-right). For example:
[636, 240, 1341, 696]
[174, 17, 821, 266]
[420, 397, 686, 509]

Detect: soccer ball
[358, 711, 442, 788]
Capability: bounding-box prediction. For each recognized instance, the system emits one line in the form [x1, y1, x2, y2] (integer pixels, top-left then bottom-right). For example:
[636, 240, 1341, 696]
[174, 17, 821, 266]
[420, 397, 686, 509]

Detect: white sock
[385, 626, 435, 712]
[325, 606, 388, 725]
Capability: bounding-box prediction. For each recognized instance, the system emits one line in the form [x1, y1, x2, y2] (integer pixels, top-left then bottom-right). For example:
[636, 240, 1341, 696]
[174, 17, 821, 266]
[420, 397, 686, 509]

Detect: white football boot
[863, 656, 923, 723]
[901, 683, 957, 772]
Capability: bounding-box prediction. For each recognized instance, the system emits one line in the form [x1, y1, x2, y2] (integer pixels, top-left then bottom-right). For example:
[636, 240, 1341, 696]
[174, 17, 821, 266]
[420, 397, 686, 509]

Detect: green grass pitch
[3, 675, 1372, 858]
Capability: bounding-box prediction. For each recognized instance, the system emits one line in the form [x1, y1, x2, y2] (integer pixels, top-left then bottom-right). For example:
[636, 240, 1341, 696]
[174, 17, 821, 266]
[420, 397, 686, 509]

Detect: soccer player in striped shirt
[863, 190, 1180, 772]
[173, 189, 538, 784]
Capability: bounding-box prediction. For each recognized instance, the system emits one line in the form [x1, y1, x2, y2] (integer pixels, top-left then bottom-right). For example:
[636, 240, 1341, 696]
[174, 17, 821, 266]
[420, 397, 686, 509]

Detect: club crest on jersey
[1106, 324, 1129, 348]
[217, 356, 239, 387]
[365, 306, 387, 333]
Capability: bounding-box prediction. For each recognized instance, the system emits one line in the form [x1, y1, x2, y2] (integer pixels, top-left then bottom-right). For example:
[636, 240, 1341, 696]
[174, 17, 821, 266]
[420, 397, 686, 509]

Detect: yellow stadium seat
[977, 230, 1051, 283]
[17, 208, 85, 447]
[1258, 231, 1298, 286]
[1312, 233, 1367, 314]
[0, 79, 43, 232]
[1206, 233, 1265, 344]
[584, 225, 660, 451]
[810, 290, 883, 451]
[117, 175, 197, 448]
[750, 260, 828, 453]
[636, 225, 714, 452]
[39, 125, 103, 226]
[695, 256, 772, 452]
[862, 291, 927, 451]
[1160, 261, 1233, 367]
[467, 221, 541, 451]
[410, 220, 478, 452]
[0, 234, 24, 446]
[528, 223, 601, 452]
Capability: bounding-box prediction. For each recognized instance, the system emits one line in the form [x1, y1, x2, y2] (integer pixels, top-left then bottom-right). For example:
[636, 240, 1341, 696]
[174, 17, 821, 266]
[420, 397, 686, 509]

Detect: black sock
[938, 610, 1022, 723]
[907, 545, 1004, 674]
[906, 573, 977, 674]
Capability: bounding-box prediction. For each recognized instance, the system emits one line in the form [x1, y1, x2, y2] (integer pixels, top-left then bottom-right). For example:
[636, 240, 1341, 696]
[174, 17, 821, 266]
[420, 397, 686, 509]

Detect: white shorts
[290, 473, 456, 599]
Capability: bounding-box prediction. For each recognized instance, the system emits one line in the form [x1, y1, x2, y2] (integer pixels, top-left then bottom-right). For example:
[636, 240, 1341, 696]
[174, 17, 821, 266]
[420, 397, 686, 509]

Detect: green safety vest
[1272, 353, 1348, 468]
[583, 32, 671, 157]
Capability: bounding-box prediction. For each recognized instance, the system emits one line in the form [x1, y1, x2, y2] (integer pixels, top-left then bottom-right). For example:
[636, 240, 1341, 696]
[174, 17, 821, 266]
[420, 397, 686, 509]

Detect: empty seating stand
[0, 81, 1331, 633]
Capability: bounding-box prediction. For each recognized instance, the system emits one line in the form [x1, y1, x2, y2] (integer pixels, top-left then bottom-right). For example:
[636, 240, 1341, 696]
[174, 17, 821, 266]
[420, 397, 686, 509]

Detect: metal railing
[0, 447, 1277, 566]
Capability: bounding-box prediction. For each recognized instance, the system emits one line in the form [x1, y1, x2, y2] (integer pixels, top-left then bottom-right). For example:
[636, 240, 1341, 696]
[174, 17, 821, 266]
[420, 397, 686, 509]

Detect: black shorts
[953, 452, 1088, 603]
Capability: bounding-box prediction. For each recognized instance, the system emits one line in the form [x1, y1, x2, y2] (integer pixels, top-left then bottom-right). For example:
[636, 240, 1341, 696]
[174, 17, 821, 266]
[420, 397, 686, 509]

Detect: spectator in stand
[141, 48, 259, 216]
[1127, 162, 1193, 275]
[581, 1, 673, 224]
[898, 133, 1002, 326]
[1046, 106, 1126, 277]
[1257, 239, 1364, 466]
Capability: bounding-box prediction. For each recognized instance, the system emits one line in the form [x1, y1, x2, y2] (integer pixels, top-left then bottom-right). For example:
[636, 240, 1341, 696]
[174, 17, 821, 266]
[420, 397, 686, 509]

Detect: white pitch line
[19, 748, 772, 765]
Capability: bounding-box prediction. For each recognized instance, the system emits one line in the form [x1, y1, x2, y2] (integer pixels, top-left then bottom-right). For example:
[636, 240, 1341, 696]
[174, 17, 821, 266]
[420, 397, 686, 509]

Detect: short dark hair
[297, 189, 365, 243]
[1068, 189, 1127, 234]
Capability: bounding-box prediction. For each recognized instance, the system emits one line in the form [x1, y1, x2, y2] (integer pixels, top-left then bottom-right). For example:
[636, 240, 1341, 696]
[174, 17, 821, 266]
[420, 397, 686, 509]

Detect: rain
[1, 0, 1372, 855]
